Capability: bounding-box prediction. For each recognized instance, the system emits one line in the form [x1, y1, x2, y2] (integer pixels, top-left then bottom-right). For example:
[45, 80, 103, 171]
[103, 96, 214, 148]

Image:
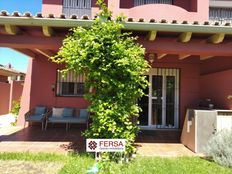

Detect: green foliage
[51, 0, 149, 161]
[204, 129, 232, 168]
[10, 100, 20, 115]
[10, 100, 20, 126]
[0, 153, 232, 174]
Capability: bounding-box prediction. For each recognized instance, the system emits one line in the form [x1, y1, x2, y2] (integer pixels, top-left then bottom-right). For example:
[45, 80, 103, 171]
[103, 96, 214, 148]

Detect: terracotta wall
[200, 70, 232, 110]
[17, 54, 232, 128]
[120, 0, 198, 12]
[18, 55, 89, 125]
[0, 75, 7, 83]
[200, 57, 232, 75]
[0, 81, 23, 115]
[18, 53, 200, 128]
[9, 80, 24, 111]
[0, 82, 10, 115]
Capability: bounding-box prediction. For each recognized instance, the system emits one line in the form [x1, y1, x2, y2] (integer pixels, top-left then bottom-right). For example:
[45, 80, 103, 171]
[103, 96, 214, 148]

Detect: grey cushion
[80, 109, 88, 120]
[63, 108, 74, 117]
[34, 107, 46, 115]
[26, 115, 44, 121]
[52, 108, 64, 117]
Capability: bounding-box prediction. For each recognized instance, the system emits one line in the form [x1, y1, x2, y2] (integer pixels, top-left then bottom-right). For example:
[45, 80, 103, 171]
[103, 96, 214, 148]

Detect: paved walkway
[136, 143, 195, 157]
[0, 126, 195, 157]
[0, 114, 16, 128]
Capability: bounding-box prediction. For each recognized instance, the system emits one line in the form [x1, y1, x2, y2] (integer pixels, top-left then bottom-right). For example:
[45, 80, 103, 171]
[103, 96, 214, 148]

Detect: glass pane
[152, 75, 163, 125]
[138, 76, 149, 126]
[62, 82, 75, 95]
[166, 76, 175, 127]
[152, 99, 162, 125]
[152, 75, 163, 98]
[76, 82, 85, 95]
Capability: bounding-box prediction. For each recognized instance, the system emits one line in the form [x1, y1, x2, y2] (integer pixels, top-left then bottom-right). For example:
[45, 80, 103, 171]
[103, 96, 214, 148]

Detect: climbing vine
[51, 0, 150, 161]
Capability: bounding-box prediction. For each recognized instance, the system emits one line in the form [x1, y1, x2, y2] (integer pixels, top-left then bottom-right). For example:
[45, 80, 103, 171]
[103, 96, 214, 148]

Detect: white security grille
[63, 0, 91, 17]
[209, 7, 232, 23]
[134, 0, 173, 7]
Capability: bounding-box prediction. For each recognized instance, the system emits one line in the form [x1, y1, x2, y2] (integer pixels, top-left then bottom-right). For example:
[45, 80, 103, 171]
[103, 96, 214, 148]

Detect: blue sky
[0, 0, 42, 72]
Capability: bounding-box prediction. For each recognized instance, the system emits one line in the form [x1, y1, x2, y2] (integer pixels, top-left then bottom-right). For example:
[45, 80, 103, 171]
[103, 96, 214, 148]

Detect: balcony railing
[209, 7, 232, 23]
[134, 0, 173, 7]
[62, 0, 91, 17]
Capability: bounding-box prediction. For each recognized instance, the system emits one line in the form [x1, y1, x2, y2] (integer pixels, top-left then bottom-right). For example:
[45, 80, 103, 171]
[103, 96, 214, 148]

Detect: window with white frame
[62, 0, 92, 17]
[134, 0, 173, 7]
[56, 70, 85, 96]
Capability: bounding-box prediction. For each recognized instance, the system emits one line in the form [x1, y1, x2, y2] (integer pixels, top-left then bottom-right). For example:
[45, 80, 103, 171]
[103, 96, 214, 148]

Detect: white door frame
[140, 68, 179, 129]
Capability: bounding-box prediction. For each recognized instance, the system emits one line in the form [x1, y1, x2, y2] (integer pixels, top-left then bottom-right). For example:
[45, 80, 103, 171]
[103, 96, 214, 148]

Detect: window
[56, 70, 85, 96]
[62, 0, 92, 17]
[209, 7, 232, 23]
[134, 0, 173, 7]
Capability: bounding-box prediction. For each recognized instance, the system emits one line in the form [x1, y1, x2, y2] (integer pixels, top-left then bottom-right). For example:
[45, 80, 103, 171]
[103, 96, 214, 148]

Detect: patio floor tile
[0, 126, 195, 156]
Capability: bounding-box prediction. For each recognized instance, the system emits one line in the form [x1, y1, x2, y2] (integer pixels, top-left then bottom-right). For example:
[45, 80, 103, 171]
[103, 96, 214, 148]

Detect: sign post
[86, 139, 126, 160]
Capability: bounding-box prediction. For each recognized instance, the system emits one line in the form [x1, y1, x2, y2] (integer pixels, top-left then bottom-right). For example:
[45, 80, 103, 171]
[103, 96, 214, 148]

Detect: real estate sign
[86, 139, 126, 152]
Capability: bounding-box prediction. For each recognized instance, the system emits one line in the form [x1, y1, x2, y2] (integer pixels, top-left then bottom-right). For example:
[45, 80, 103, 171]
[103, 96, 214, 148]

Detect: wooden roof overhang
[0, 67, 22, 76]
[0, 11, 232, 60]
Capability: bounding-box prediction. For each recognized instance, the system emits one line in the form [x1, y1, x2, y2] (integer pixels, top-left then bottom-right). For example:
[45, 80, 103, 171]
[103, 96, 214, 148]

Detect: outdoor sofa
[45, 107, 89, 131]
[24, 106, 49, 130]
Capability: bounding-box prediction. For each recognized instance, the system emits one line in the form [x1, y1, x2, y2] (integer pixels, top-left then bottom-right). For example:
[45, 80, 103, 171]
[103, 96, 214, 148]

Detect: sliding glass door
[138, 68, 179, 129]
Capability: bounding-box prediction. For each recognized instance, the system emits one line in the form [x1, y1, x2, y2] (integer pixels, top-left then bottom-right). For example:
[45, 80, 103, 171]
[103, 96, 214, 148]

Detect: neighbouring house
[0, 0, 231, 139]
[0, 63, 25, 115]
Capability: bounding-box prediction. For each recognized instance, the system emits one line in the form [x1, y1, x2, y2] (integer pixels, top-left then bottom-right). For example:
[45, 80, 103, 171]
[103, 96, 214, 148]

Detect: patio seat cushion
[48, 117, 87, 123]
[62, 108, 74, 117]
[26, 115, 44, 121]
[80, 109, 88, 120]
[52, 108, 64, 117]
[34, 106, 46, 115]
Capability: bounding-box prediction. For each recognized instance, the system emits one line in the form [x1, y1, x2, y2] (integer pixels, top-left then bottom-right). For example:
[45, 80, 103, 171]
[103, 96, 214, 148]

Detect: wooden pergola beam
[178, 32, 192, 43]
[179, 54, 191, 60]
[4, 24, 21, 35]
[35, 49, 54, 58]
[148, 30, 157, 41]
[0, 34, 62, 50]
[139, 38, 232, 57]
[157, 53, 167, 59]
[42, 26, 54, 37]
[208, 33, 225, 44]
[200, 55, 214, 60]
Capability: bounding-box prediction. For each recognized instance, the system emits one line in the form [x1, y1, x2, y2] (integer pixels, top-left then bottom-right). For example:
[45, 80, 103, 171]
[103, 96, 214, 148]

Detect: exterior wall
[200, 57, 232, 75]
[0, 82, 10, 115]
[42, 0, 208, 22]
[9, 80, 24, 111]
[0, 75, 7, 82]
[0, 81, 23, 115]
[42, 0, 63, 16]
[200, 70, 232, 110]
[18, 54, 200, 128]
[16, 53, 232, 129]
[18, 55, 89, 125]
[18, 59, 33, 125]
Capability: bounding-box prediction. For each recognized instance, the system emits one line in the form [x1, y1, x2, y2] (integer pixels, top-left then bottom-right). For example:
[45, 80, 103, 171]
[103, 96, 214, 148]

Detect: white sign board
[86, 139, 126, 152]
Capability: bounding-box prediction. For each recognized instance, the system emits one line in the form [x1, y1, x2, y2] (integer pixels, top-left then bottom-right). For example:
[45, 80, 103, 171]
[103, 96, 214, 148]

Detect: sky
[0, 0, 42, 73]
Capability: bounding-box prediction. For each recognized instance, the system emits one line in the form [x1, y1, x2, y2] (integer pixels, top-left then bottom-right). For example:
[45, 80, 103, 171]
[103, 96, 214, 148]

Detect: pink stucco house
[0, 0, 231, 134]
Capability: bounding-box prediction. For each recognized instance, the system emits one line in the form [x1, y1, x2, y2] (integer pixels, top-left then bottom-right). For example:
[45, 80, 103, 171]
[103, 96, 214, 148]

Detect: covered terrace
[0, 11, 231, 131]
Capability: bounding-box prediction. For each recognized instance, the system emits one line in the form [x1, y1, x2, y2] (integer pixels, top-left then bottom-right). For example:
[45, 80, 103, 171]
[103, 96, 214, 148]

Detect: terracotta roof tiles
[0, 10, 231, 27]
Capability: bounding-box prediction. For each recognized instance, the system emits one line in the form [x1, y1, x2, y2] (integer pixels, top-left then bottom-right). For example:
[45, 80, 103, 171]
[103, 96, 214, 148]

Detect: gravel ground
[0, 160, 64, 174]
